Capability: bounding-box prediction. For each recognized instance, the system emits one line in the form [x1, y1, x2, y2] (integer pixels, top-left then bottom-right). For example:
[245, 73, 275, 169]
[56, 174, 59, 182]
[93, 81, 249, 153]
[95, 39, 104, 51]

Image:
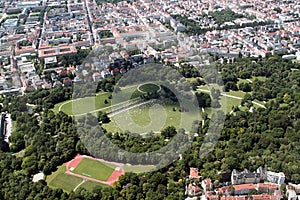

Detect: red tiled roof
[258, 183, 278, 189]
[218, 186, 230, 194]
[234, 184, 255, 191]
[221, 196, 247, 200]
[252, 195, 278, 200]
[188, 183, 201, 193]
[205, 191, 219, 200]
[206, 179, 212, 186]
[206, 191, 215, 196]
[38, 45, 77, 58]
[207, 195, 219, 200]
[190, 168, 199, 177]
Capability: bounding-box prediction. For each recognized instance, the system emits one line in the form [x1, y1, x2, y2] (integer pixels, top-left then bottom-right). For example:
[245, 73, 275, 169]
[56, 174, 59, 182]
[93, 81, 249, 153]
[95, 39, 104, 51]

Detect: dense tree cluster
[219, 56, 300, 100]
[171, 11, 271, 36]
[97, 111, 110, 123]
[60, 47, 91, 66]
[96, 75, 122, 93]
[0, 109, 82, 199]
[98, 30, 113, 39]
[195, 92, 212, 108]
[207, 9, 245, 25]
[26, 87, 72, 110]
[182, 57, 300, 184]
[171, 14, 210, 35]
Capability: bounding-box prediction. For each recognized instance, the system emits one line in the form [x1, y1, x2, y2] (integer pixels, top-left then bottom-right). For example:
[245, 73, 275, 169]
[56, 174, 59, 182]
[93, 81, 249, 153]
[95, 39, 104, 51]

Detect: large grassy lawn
[53, 86, 143, 115]
[220, 95, 242, 113]
[46, 164, 83, 193]
[226, 90, 246, 98]
[103, 101, 203, 133]
[78, 181, 109, 191]
[59, 92, 112, 115]
[123, 164, 156, 173]
[196, 88, 243, 113]
[237, 76, 267, 85]
[253, 99, 266, 108]
[52, 76, 268, 116]
[72, 158, 116, 181]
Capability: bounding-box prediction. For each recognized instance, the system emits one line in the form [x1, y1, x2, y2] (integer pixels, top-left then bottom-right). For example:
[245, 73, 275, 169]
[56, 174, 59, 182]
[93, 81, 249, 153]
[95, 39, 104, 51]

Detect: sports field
[65, 155, 125, 186]
[72, 158, 115, 181]
[46, 154, 155, 193]
[46, 164, 107, 193]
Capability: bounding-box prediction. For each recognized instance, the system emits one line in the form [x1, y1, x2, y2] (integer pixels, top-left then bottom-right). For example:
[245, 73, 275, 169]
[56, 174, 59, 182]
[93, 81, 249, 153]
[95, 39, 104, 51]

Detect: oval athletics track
[65, 154, 125, 186]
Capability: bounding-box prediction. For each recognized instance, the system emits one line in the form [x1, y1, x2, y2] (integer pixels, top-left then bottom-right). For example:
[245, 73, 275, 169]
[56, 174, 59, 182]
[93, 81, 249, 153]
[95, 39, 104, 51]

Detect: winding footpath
[197, 88, 266, 109]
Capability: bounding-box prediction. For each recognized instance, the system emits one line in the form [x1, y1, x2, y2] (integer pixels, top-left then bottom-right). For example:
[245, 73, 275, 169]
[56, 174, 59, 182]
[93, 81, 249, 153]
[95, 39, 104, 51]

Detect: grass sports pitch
[72, 158, 116, 181]
[47, 155, 155, 192]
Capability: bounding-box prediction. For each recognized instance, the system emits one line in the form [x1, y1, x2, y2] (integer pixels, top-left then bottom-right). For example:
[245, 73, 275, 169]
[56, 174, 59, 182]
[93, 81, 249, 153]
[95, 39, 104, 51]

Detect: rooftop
[234, 184, 256, 191]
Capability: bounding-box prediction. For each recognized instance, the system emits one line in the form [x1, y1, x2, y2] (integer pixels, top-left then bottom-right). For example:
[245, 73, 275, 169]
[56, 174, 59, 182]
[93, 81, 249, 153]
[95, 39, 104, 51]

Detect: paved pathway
[73, 179, 86, 192]
[196, 88, 266, 109]
[246, 79, 253, 83]
[108, 100, 155, 117]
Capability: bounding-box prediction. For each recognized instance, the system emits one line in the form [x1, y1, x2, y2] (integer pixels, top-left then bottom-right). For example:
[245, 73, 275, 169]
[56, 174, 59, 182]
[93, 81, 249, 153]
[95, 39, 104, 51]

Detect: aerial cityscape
[0, 0, 299, 199]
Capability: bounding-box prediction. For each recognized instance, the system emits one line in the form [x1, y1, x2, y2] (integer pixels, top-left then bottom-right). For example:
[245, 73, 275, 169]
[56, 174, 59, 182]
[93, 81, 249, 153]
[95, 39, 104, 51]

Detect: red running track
[66, 154, 83, 168]
[65, 154, 125, 186]
[107, 169, 124, 183]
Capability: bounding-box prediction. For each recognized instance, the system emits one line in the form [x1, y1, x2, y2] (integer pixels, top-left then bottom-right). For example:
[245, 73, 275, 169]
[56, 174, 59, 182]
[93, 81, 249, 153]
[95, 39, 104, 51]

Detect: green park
[52, 78, 267, 134]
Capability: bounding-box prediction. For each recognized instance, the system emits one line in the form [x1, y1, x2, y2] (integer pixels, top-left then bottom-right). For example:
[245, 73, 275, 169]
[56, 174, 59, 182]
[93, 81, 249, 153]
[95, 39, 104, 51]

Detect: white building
[266, 171, 285, 185]
[296, 51, 300, 61]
